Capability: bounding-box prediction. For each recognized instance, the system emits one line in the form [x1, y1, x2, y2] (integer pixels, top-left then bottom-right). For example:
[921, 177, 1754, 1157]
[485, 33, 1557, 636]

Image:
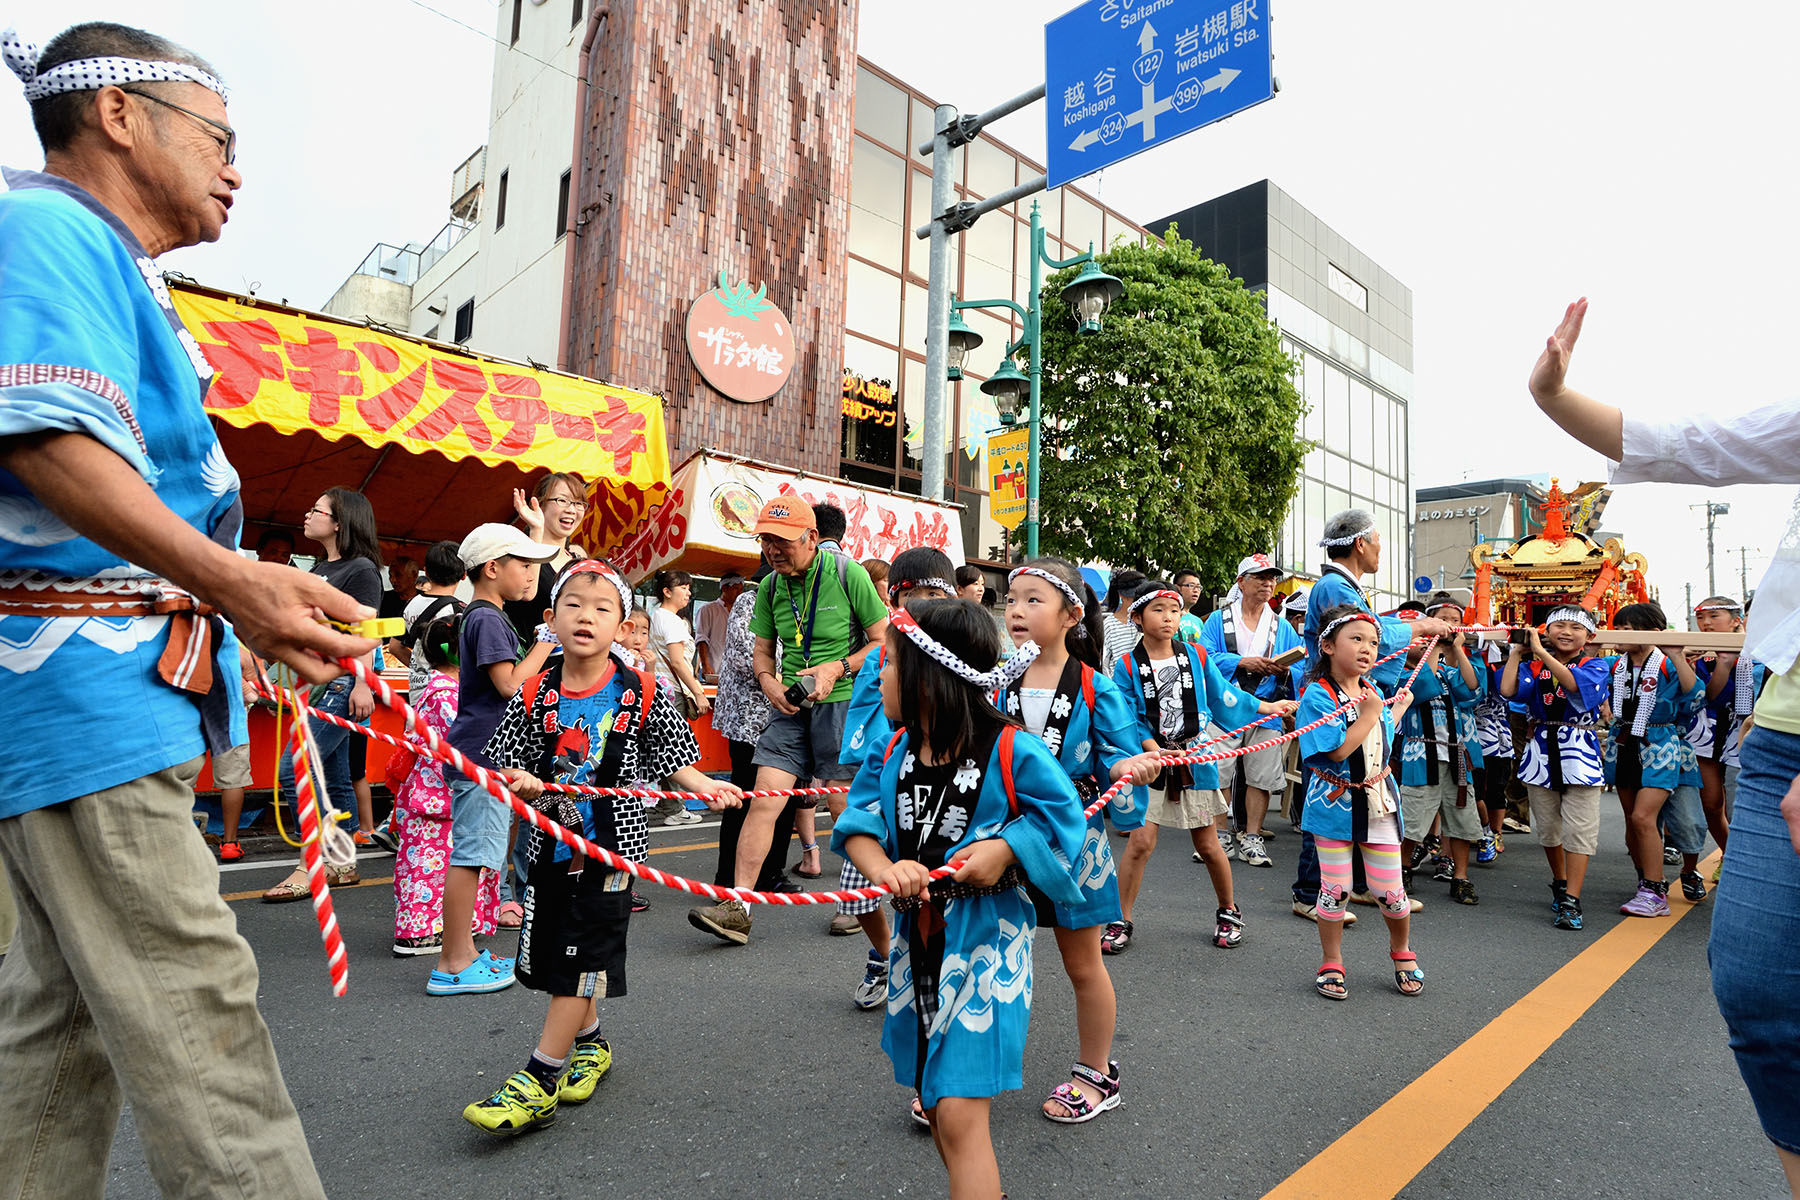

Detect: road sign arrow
[1202, 66, 1241, 94]
[1068, 126, 1101, 152]
[1136, 20, 1157, 54]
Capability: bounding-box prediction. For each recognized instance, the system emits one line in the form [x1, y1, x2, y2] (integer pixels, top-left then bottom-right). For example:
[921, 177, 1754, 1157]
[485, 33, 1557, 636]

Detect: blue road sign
[1045, 0, 1274, 191]
[1415, 576, 1435, 594]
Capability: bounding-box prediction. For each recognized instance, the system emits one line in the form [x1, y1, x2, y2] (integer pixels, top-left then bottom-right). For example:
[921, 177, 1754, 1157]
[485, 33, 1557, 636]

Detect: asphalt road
[94, 803, 1784, 1199]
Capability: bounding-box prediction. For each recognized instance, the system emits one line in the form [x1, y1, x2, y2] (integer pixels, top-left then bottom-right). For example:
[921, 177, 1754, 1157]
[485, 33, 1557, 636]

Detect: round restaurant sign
[685, 270, 796, 403]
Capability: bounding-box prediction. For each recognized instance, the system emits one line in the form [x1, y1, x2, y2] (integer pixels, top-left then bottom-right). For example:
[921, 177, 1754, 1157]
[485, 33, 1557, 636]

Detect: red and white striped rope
[284, 700, 349, 996]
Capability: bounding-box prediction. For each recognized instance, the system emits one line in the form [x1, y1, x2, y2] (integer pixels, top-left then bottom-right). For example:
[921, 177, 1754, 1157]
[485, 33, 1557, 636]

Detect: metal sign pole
[919, 104, 958, 502]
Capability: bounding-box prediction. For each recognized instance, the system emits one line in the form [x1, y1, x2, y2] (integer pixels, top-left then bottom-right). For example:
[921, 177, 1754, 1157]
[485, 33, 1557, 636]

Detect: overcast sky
[5, 0, 1792, 613]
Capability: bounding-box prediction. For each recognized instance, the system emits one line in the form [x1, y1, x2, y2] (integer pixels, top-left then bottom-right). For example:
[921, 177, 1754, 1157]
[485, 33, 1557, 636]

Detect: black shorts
[1480, 759, 1514, 809]
[516, 861, 631, 998]
[1615, 739, 1645, 793]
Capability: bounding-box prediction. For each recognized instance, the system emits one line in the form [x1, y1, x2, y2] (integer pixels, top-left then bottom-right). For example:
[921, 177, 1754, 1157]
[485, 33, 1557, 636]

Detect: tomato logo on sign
[685, 269, 797, 403]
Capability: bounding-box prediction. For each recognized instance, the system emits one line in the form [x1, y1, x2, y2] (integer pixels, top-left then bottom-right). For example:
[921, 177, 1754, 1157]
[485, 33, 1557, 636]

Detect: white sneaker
[1217, 828, 1238, 860]
[1238, 832, 1272, 868]
[663, 809, 703, 826]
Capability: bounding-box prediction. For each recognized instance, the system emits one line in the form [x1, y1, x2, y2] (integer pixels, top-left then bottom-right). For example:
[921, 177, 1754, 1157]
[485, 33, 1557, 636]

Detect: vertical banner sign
[986, 427, 1030, 531]
[1045, 0, 1275, 190]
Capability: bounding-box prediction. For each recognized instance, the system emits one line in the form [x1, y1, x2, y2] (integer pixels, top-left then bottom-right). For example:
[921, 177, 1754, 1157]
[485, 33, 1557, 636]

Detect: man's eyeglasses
[123, 88, 236, 165]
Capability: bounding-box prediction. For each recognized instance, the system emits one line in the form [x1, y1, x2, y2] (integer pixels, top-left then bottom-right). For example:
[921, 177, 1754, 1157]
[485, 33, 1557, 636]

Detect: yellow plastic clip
[323, 616, 406, 640]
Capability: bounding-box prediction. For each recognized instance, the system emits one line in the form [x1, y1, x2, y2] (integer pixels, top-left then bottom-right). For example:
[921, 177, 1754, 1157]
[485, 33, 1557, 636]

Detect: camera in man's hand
[784, 675, 817, 709]
[1508, 627, 1534, 647]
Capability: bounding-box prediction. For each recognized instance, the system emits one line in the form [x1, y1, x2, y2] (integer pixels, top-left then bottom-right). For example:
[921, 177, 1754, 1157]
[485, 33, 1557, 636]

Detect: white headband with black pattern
[1008, 566, 1084, 614]
[550, 559, 632, 618]
[1318, 611, 1379, 642]
[1127, 588, 1183, 616]
[1545, 606, 1597, 633]
[3, 29, 228, 102]
[890, 576, 957, 600]
[1318, 523, 1377, 548]
[890, 608, 1037, 690]
[1694, 601, 1742, 615]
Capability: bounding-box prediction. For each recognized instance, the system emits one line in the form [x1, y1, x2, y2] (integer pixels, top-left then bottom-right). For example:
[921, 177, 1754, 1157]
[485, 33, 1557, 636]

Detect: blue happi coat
[1112, 640, 1265, 797]
[996, 661, 1140, 928]
[1296, 676, 1404, 842]
[1686, 654, 1768, 768]
[838, 644, 891, 767]
[832, 727, 1087, 1107]
[1304, 565, 1415, 695]
[1397, 656, 1484, 787]
[1199, 604, 1304, 701]
[1511, 656, 1611, 789]
[1600, 654, 1705, 791]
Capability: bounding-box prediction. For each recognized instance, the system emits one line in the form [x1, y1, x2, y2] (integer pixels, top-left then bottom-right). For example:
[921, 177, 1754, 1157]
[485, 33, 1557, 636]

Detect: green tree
[1032, 227, 1308, 589]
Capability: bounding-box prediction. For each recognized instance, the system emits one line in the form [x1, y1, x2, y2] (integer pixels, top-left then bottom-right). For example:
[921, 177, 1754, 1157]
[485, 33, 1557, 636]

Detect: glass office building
[1156, 181, 1414, 609]
[842, 61, 1147, 570]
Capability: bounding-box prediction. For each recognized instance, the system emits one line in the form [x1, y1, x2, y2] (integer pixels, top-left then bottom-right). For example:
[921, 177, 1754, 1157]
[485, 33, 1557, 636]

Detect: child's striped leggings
[1315, 839, 1407, 919]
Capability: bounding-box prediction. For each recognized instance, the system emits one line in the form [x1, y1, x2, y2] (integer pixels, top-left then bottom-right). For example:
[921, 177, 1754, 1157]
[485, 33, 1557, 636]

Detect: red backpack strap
[881, 729, 907, 763]
[998, 725, 1021, 818]
[1080, 664, 1095, 713]
[634, 665, 657, 729]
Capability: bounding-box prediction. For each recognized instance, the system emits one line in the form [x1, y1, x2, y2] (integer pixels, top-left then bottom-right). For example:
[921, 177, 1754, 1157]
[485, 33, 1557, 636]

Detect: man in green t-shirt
[688, 496, 889, 946]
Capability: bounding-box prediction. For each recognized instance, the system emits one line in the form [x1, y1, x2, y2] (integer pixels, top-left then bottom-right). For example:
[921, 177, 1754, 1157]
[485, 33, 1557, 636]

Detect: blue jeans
[275, 677, 361, 834]
[1709, 723, 1800, 1153]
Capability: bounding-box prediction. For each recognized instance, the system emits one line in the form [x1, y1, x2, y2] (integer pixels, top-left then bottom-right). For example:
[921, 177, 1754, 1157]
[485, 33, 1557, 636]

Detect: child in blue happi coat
[834, 599, 1088, 1200]
[1296, 605, 1420, 1000]
[997, 558, 1161, 1126]
[1601, 602, 1704, 919]
[1393, 597, 1485, 905]
[1682, 596, 1766, 895]
[833, 547, 959, 1013]
[1110, 580, 1295, 954]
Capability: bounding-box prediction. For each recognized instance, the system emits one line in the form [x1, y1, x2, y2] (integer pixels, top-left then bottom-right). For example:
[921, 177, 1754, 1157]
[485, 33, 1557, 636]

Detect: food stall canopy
[607, 449, 965, 582]
[170, 283, 669, 547]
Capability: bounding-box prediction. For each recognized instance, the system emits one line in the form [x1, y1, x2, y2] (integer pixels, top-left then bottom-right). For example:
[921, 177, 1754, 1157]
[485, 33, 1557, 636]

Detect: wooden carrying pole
[1584, 629, 1746, 651]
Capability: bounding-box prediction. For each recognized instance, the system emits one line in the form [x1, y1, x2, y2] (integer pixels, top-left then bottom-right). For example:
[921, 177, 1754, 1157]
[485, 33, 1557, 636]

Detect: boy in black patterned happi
[463, 561, 742, 1136]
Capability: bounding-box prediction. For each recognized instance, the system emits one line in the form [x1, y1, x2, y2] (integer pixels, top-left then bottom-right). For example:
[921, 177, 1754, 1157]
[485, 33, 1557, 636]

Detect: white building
[323, 0, 585, 366]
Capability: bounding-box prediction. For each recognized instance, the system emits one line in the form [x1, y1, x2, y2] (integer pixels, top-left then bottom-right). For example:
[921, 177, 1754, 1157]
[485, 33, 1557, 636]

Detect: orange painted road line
[221, 839, 721, 902]
[1261, 850, 1721, 1200]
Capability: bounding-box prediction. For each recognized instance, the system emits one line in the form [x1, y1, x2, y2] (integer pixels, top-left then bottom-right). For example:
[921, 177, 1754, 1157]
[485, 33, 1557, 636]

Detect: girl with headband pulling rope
[1108, 580, 1298, 955]
[999, 558, 1162, 1127]
[832, 598, 1088, 1200]
[1295, 605, 1420, 1001]
[831, 545, 959, 1017]
[461, 560, 742, 1137]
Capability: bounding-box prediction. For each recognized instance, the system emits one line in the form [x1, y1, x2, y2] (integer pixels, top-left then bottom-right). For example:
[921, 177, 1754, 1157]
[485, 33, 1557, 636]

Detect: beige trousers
[0, 757, 324, 1199]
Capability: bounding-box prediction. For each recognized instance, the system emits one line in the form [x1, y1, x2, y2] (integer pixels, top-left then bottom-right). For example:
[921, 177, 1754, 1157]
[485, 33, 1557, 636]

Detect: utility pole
[1728, 546, 1758, 601]
[1690, 501, 1730, 597]
[1685, 582, 1694, 630]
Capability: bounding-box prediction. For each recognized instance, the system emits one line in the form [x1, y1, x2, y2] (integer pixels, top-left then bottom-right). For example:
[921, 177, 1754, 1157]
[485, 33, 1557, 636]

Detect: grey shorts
[752, 700, 856, 783]
[1525, 784, 1603, 857]
[1401, 778, 1483, 843]
[1214, 723, 1286, 793]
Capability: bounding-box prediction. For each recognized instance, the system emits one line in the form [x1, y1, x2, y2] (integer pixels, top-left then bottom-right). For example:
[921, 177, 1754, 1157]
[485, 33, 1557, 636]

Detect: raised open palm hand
[1529, 297, 1587, 401]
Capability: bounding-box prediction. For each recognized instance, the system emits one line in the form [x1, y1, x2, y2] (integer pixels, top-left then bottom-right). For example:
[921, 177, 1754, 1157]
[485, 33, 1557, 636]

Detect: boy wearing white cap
[430, 523, 560, 995]
[1199, 554, 1303, 867]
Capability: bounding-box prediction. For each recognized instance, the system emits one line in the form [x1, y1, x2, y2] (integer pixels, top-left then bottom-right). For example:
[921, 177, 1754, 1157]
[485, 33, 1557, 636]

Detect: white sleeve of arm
[1611, 399, 1800, 487]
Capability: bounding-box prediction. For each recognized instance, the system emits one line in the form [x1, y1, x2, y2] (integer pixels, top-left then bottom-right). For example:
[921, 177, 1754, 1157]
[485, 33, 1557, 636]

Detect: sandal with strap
[496, 901, 524, 929]
[262, 869, 311, 903]
[1042, 1060, 1122, 1124]
[1099, 919, 1133, 955]
[1315, 962, 1348, 1001]
[791, 842, 823, 879]
[1390, 950, 1424, 997]
[909, 1094, 930, 1129]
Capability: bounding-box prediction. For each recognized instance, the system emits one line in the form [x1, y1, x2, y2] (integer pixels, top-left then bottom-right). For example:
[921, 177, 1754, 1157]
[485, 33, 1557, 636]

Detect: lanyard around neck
[784, 557, 826, 665]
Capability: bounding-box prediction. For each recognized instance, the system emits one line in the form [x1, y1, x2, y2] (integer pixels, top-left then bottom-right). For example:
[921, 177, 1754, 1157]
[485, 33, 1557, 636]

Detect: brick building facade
[566, 0, 858, 476]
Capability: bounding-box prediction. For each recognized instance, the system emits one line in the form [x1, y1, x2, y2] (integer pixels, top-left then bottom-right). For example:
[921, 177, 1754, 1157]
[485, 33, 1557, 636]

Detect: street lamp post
[950, 200, 1121, 558]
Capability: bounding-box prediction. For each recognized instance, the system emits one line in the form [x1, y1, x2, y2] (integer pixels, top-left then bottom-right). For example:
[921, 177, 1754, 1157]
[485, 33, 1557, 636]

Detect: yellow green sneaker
[558, 1038, 614, 1105]
[463, 1070, 557, 1136]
